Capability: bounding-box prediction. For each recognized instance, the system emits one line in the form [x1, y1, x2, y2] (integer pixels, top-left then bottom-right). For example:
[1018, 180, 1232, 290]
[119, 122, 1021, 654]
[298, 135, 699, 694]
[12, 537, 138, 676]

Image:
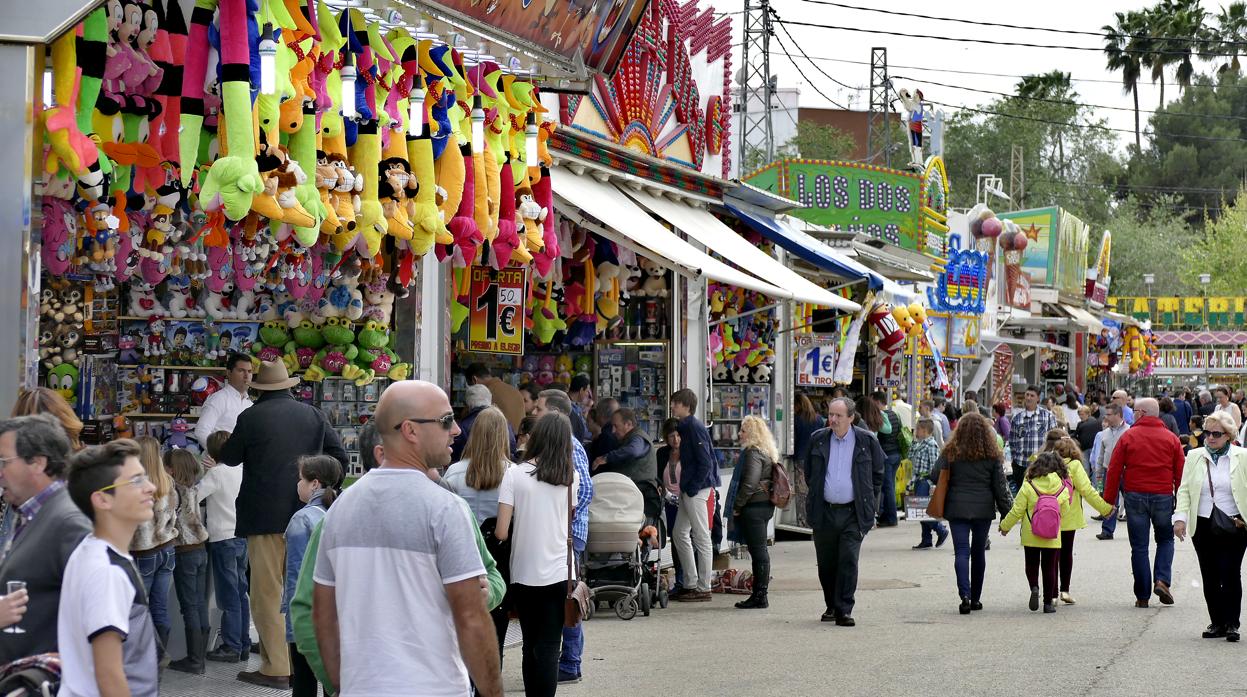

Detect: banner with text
[796, 334, 840, 386]
[469, 267, 528, 355]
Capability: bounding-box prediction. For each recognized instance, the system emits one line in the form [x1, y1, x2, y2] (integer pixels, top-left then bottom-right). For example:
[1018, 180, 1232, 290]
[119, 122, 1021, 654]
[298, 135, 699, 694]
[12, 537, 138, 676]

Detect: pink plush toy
[529, 168, 559, 279]
[40, 195, 77, 276]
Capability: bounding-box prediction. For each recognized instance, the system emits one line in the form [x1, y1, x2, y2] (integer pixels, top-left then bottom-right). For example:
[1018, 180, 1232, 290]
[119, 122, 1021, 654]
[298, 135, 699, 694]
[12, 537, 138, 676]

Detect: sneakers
[206, 646, 243, 663]
[1028, 586, 1040, 612]
[1154, 581, 1174, 605]
[959, 597, 972, 615]
[673, 590, 712, 602]
[557, 671, 582, 685]
[936, 529, 949, 548]
[912, 542, 933, 550]
[735, 595, 769, 609]
[1043, 602, 1056, 614]
[1060, 592, 1077, 605]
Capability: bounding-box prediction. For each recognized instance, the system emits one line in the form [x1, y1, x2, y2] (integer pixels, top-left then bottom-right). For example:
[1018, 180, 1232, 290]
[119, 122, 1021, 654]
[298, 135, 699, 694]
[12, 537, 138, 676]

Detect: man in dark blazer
[802, 397, 884, 626]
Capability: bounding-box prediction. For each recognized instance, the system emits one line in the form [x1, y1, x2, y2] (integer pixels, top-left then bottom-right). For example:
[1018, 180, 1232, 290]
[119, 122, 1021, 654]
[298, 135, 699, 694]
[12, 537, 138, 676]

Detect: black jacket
[801, 426, 884, 533]
[1074, 417, 1102, 451]
[876, 410, 903, 457]
[928, 456, 1012, 521]
[733, 446, 773, 514]
[221, 390, 348, 536]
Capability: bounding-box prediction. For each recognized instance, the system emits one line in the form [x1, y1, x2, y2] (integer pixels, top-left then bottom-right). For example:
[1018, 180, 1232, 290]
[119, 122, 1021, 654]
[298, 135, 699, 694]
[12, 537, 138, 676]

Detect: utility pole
[1010, 144, 1024, 208]
[737, 0, 774, 175]
[866, 47, 892, 167]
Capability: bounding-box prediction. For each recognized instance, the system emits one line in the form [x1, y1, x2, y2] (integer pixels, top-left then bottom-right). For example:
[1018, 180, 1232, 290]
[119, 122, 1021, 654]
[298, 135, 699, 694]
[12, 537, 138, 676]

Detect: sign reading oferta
[744, 158, 925, 252]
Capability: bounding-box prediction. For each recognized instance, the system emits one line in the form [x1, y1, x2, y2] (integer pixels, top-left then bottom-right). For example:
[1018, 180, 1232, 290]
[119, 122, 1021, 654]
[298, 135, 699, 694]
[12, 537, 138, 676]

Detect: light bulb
[525, 112, 538, 165]
[341, 65, 357, 118]
[259, 24, 277, 94]
[470, 95, 485, 152]
[408, 80, 425, 136]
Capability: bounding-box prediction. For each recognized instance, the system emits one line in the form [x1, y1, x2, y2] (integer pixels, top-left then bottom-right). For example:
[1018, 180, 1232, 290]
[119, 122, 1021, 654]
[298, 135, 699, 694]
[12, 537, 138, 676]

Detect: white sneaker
[1060, 592, 1076, 605]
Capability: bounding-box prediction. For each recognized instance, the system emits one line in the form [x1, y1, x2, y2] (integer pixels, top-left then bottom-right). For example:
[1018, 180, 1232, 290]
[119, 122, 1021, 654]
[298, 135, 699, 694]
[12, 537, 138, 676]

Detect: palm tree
[1212, 1, 1247, 75]
[1104, 11, 1147, 151]
[1160, 0, 1209, 95]
[1015, 71, 1075, 176]
[1142, 5, 1169, 107]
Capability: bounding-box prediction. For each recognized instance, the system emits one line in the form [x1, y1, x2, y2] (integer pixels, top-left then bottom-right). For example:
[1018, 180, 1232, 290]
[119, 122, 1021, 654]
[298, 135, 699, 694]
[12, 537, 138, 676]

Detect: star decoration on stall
[1023, 223, 1041, 242]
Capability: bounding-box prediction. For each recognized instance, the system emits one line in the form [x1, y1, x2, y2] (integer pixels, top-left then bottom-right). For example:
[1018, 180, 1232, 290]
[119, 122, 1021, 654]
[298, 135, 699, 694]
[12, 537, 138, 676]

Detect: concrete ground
[165, 516, 1244, 697]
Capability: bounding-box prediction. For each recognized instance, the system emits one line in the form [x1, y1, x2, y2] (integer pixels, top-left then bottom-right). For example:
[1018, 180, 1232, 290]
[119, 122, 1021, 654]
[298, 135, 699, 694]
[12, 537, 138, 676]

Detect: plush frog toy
[304, 316, 364, 381]
[353, 320, 410, 385]
[284, 318, 326, 373]
[251, 320, 292, 366]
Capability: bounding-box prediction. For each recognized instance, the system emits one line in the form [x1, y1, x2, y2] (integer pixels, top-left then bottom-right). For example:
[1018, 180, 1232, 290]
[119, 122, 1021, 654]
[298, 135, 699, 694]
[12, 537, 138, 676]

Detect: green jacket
[290, 499, 506, 694]
[1000, 472, 1071, 549]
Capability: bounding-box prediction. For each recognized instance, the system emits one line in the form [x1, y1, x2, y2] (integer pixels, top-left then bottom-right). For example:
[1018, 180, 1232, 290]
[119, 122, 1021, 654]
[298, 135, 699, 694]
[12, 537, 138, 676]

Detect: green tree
[778, 121, 857, 161]
[1101, 196, 1200, 296]
[1180, 190, 1247, 294]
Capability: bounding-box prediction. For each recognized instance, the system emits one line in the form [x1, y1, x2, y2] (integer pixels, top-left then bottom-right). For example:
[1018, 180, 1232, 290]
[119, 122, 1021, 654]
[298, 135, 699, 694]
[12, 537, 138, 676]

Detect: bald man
[1102, 397, 1186, 609]
[313, 382, 503, 697]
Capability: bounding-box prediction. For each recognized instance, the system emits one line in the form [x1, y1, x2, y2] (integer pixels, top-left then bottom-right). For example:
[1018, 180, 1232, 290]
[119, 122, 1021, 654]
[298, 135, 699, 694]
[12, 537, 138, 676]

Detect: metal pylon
[1010, 144, 1025, 207]
[866, 46, 892, 167]
[737, 0, 774, 175]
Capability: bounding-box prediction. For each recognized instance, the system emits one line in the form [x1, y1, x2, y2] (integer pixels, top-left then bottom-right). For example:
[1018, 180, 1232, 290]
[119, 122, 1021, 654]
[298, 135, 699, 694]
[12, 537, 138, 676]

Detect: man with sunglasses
[0, 413, 90, 664]
[1103, 398, 1186, 609]
[220, 361, 347, 689]
[59, 439, 159, 697]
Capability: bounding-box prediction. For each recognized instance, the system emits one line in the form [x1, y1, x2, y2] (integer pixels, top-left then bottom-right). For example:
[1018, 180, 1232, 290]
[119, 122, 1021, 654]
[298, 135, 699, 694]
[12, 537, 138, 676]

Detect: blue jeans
[1102, 482, 1124, 536]
[136, 546, 176, 635]
[664, 500, 684, 589]
[1124, 492, 1175, 601]
[209, 538, 251, 652]
[173, 548, 210, 633]
[879, 453, 902, 525]
[913, 480, 946, 544]
[949, 519, 991, 601]
[559, 538, 586, 676]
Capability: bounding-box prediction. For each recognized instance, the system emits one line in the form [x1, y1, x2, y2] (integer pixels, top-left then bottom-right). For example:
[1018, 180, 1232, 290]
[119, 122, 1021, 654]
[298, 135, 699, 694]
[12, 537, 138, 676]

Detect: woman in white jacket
[1174, 412, 1247, 642]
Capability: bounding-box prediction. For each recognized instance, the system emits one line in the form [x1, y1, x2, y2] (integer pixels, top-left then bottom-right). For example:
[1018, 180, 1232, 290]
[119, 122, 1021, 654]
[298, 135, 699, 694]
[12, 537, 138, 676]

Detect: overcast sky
[723, 0, 1221, 148]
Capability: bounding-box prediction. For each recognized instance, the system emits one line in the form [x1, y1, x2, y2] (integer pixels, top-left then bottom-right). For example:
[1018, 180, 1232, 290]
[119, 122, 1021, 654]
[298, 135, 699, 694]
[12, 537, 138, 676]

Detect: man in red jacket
[1103, 397, 1185, 609]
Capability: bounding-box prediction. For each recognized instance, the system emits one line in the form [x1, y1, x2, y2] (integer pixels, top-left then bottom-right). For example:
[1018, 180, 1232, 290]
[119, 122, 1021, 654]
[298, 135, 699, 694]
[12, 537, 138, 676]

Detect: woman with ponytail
[284, 455, 342, 696]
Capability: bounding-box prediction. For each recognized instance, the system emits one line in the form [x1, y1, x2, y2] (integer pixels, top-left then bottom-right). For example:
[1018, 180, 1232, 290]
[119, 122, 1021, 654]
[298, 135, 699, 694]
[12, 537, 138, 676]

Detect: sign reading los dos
[745, 159, 925, 252]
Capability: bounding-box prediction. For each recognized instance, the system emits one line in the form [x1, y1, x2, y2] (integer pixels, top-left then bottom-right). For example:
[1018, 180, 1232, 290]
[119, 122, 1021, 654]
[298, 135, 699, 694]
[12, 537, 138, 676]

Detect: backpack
[1027, 479, 1070, 539]
[767, 460, 792, 508]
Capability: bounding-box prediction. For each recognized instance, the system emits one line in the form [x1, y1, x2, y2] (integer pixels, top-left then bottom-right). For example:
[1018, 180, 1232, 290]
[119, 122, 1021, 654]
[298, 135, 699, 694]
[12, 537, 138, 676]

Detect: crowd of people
[1, 367, 1245, 696]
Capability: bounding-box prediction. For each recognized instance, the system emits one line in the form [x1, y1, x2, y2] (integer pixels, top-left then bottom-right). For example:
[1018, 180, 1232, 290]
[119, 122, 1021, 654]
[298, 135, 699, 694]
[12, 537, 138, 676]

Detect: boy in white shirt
[59, 439, 159, 697]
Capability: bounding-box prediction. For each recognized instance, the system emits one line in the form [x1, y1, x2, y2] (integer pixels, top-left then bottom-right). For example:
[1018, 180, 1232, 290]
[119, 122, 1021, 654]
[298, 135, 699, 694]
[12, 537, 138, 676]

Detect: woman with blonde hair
[1174, 411, 1247, 642]
[131, 437, 179, 663]
[442, 406, 515, 662]
[727, 415, 779, 609]
[11, 386, 83, 450]
[1038, 429, 1113, 605]
[929, 412, 1013, 613]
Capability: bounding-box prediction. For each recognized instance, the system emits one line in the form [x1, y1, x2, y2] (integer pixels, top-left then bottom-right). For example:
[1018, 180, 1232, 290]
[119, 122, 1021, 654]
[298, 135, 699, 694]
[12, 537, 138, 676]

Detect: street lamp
[1200, 273, 1212, 382]
[1143, 273, 1155, 296]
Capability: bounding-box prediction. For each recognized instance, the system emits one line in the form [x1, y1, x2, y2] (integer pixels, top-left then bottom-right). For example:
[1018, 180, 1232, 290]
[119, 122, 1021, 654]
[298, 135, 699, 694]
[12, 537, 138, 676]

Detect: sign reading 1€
[469, 267, 528, 355]
[746, 159, 924, 252]
[796, 334, 840, 386]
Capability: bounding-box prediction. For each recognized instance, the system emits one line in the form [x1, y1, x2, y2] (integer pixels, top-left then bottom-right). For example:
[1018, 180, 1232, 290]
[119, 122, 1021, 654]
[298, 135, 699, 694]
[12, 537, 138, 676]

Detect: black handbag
[1205, 456, 1246, 535]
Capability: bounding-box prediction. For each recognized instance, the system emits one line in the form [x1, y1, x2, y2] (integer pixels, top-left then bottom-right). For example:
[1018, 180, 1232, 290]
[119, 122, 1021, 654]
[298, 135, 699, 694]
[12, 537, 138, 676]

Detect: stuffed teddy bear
[362, 274, 396, 325]
[636, 256, 668, 297]
[317, 265, 365, 321]
[128, 280, 166, 318]
[752, 363, 773, 383]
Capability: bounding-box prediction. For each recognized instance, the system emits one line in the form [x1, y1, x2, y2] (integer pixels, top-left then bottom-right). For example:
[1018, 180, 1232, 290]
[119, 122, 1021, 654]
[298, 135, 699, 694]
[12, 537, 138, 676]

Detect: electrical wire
[771, 32, 850, 109]
[788, 53, 1152, 86]
[790, 0, 1247, 48]
[927, 99, 1247, 143]
[892, 73, 1247, 123]
[774, 19, 1241, 58]
[1030, 178, 1241, 195]
[772, 11, 866, 93]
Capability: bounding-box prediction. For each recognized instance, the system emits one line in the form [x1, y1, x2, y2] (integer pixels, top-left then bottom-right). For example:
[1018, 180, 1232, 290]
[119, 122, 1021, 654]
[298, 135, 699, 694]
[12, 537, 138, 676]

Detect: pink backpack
[1027, 479, 1071, 539]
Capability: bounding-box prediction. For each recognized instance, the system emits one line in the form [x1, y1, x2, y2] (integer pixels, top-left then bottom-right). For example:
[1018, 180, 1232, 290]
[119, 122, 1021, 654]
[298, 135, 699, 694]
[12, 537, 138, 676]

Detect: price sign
[795, 334, 839, 386]
[873, 349, 905, 388]
[468, 266, 527, 354]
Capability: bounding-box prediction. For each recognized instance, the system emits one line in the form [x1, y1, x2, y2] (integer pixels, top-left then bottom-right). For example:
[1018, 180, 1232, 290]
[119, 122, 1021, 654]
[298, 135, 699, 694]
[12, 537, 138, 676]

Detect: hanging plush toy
[869, 302, 906, 355]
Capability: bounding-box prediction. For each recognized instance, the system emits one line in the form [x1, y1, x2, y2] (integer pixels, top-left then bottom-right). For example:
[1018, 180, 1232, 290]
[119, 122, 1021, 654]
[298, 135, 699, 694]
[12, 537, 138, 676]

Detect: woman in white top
[444, 406, 514, 661]
[496, 412, 578, 697]
[1174, 412, 1247, 642]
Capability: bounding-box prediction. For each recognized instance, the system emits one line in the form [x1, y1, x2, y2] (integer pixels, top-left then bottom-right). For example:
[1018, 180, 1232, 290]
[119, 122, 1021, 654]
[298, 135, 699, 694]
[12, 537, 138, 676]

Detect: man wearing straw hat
[220, 361, 347, 689]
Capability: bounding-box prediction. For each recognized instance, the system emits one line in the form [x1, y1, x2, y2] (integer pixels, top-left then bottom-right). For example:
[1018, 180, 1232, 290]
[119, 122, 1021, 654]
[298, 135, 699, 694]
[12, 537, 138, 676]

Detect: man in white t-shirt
[194, 353, 253, 446]
[59, 439, 159, 697]
[314, 381, 502, 697]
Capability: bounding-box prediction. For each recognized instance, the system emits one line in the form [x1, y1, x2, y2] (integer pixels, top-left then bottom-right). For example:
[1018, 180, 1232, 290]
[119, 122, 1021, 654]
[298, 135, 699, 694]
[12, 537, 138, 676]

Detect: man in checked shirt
[910, 418, 948, 549]
[1009, 386, 1058, 492]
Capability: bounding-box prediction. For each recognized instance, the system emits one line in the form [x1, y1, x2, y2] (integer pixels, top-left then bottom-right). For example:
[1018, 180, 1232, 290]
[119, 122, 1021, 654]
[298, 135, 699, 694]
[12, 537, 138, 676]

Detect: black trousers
[289, 642, 319, 697]
[738, 502, 775, 597]
[1058, 530, 1077, 593]
[1192, 517, 1247, 629]
[1024, 547, 1059, 602]
[812, 503, 863, 617]
[511, 582, 566, 697]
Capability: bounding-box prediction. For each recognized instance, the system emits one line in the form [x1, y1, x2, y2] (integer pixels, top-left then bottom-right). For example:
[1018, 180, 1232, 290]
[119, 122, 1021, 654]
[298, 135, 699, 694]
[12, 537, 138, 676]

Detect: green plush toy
[200, 0, 264, 221]
[284, 318, 326, 373]
[251, 320, 291, 366]
[353, 320, 410, 384]
[304, 316, 363, 381]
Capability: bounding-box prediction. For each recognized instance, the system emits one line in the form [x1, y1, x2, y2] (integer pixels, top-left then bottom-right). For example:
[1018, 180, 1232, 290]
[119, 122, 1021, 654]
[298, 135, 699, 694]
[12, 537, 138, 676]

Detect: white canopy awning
[979, 333, 1073, 354]
[624, 189, 859, 311]
[550, 166, 853, 309]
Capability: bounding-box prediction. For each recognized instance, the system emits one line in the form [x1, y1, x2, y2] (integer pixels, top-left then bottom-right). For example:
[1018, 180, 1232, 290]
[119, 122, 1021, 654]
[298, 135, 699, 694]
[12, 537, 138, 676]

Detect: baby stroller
[585, 473, 666, 620]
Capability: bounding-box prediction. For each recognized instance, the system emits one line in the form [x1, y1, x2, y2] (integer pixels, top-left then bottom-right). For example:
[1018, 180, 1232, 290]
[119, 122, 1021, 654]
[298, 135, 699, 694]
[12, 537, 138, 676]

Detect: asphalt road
[543, 517, 1246, 697]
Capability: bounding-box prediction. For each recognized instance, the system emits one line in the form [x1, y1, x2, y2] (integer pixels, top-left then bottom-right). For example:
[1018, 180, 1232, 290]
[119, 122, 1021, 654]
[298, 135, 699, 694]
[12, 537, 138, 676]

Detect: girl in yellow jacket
[1045, 434, 1114, 605]
[1000, 453, 1072, 614]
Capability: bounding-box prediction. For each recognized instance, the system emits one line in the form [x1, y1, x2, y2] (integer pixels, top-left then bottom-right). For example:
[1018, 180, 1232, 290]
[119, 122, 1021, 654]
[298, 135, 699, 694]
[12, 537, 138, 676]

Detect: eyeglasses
[0, 456, 21, 467]
[96, 473, 151, 494]
[1206, 430, 1227, 438]
[394, 413, 457, 431]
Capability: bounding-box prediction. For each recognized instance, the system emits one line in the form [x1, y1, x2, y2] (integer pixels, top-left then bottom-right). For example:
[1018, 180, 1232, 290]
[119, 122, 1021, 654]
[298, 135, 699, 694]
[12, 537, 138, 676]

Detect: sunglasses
[1206, 430, 1227, 438]
[96, 473, 151, 494]
[394, 413, 457, 431]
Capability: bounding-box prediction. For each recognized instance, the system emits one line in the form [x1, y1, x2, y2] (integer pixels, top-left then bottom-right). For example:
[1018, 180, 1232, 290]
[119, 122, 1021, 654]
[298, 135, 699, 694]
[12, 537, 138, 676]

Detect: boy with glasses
[59, 439, 160, 697]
